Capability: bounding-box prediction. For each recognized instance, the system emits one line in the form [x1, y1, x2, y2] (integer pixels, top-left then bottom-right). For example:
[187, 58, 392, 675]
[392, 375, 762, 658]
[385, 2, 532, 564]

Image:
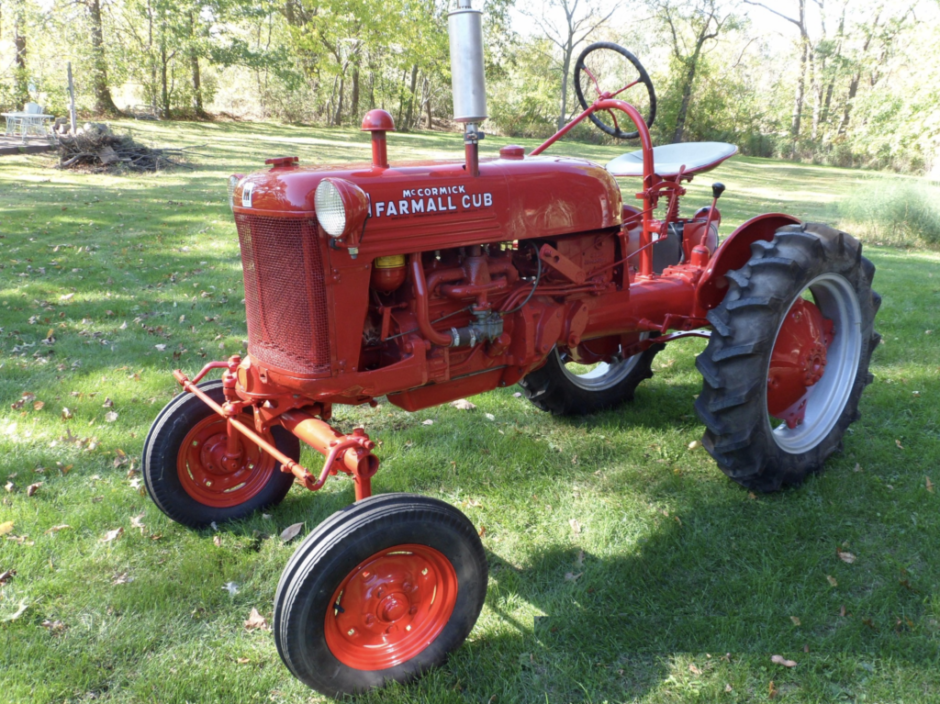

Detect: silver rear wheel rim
[557, 334, 649, 391]
[767, 273, 863, 454]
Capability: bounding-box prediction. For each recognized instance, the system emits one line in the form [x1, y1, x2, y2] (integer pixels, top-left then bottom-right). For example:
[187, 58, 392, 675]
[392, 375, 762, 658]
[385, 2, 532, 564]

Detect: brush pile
[55, 122, 190, 173]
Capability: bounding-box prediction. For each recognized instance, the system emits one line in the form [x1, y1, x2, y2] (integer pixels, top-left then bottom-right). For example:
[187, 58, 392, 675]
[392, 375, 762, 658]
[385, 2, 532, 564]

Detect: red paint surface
[324, 544, 458, 671]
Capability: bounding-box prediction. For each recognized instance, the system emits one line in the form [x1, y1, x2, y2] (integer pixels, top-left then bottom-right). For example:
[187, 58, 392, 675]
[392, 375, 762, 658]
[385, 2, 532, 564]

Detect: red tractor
[143, 1, 879, 696]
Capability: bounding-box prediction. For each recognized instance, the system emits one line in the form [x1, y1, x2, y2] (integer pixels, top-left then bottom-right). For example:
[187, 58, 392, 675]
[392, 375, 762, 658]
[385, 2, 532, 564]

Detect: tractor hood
[232, 153, 623, 257]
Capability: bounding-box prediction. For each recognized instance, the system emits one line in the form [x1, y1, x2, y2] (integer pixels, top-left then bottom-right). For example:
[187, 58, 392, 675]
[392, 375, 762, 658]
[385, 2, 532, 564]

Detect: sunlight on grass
[0, 122, 938, 703]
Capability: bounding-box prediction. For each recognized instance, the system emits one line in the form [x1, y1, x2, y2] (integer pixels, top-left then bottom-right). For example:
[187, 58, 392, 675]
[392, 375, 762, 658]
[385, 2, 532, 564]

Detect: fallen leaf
[837, 549, 857, 564]
[40, 619, 67, 633]
[771, 655, 797, 668]
[853, 463, 863, 472]
[4, 482, 13, 493]
[688, 440, 700, 451]
[223, 582, 239, 596]
[0, 569, 15, 584]
[747, 492, 757, 500]
[826, 575, 838, 587]
[450, 398, 477, 410]
[102, 398, 113, 408]
[130, 514, 146, 532]
[236, 657, 250, 665]
[478, 525, 486, 538]
[485, 413, 496, 421]
[422, 419, 434, 426]
[33, 401, 44, 411]
[213, 535, 222, 547]
[724, 684, 733, 693]
[112, 572, 134, 585]
[210, 521, 219, 531]
[513, 392, 522, 398]
[689, 663, 702, 675]
[575, 550, 584, 568]
[244, 607, 269, 630]
[154, 344, 167, 352]
[0, 521, 14, 536]
[790, 616, 801, 626]
[105, 411, 118, 423]
[26, 482, 41, 497]
[61, 407, 73, 420]
[569, 518, 582, 534]
[564, 571, 582, 581]
[769, 680, 778, 698]
[101, 527, 124, 543]
[45, 525, 70, 534]
[59, 293, 74, 301]
[840, 605, 846, 617]
[927, 477, 934, 493]
[895, 439, 904, 450]
[280, 522, 304, 543]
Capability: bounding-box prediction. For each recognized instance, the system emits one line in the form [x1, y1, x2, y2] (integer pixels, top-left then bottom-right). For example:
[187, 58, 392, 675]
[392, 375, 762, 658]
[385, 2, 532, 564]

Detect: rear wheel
[143, 382, 298, 527]
[274, 494, 487, 696]
[695, 223, 880, 491]
[519, 334, 663, 415]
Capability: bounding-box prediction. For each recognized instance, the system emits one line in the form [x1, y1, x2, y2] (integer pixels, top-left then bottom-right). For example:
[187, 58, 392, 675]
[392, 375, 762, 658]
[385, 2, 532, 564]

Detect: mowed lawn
[0, 121, 938, 704]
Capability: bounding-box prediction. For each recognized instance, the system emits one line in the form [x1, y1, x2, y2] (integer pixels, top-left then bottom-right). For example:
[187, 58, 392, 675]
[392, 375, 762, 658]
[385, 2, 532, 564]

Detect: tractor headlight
[314, 180, 347, 237]
[314, 178, 370, 240]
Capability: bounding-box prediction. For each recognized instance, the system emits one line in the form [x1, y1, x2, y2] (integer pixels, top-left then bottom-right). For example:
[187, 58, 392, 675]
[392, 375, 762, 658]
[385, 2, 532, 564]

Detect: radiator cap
[265, 156, 299, 168]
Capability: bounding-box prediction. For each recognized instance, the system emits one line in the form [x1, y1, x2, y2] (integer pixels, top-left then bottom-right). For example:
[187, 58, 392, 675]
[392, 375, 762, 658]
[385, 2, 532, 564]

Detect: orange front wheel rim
[177, 414, 278, 508]
[325, 544, 459, 671]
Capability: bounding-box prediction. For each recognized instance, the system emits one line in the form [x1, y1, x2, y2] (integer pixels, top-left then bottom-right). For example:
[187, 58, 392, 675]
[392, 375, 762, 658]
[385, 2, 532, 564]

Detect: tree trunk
[351, 63, 360, 121]
[161, 36, 170, 118]
[332, 74, 345, 125]
[13, 10, 28, 107]
[557, 43, 572, 131]
[189, 11, 205, 116]
[672, 53, 700, 143]
[87, 0, 120, 115]
[405, 64, 419, 129]
[790, 38, 807, 150]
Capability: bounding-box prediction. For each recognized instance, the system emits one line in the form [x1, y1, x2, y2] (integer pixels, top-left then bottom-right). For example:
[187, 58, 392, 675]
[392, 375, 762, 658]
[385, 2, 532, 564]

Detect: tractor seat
[605, 141, 738, 179]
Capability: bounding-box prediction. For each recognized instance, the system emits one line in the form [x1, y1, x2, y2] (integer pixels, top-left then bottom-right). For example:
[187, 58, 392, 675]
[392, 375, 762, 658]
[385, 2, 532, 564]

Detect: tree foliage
[0, 0, 936, 172]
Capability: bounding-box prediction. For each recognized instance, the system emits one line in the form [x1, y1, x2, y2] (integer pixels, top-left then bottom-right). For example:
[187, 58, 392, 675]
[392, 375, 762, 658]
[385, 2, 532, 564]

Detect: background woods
[0, 0, 937, 172]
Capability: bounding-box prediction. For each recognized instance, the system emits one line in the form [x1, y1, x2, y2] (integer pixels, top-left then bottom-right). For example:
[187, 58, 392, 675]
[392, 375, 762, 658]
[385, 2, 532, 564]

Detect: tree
[82, 0, 121, 114]
[652, 0, 738, 143]
[523, 0, 618, 131]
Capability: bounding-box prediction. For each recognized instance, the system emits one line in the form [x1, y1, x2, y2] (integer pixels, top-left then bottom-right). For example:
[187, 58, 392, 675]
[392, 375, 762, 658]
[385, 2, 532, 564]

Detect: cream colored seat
[606, 142, 737, 179]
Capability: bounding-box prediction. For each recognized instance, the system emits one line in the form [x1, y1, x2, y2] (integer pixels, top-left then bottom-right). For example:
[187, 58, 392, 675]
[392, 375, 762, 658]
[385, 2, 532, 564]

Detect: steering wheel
[574, 42, 657, 140]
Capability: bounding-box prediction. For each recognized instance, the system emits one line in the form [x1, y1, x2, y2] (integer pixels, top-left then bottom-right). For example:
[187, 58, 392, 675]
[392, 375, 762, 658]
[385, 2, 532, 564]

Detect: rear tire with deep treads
[695, 223, 880, 492]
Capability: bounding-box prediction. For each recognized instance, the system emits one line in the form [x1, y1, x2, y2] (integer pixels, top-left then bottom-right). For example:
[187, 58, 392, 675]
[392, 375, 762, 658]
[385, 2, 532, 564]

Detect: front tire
[143, 381, 299, 527]
[695, 223, 880, 491]
[274, 494, 488, 696]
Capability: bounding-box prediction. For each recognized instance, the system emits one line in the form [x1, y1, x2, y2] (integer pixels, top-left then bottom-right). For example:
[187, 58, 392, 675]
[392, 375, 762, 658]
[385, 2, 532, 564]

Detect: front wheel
[143, 381, 299, 527]
[274, 494, 488, 696]
[695, 223, 881, 491]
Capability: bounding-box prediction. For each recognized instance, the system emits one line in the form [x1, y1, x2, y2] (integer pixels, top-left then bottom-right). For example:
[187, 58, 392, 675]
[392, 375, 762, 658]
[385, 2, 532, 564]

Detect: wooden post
[67, 62, 77, 135]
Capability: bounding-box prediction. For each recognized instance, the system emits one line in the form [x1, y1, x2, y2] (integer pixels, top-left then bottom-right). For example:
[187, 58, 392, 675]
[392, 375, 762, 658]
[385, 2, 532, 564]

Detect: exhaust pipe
[448, 0, 487, 175]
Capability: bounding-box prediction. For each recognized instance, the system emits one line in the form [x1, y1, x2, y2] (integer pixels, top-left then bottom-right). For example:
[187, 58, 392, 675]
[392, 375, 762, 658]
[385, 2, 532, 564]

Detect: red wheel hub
[767, 297, 835, 428]
[324, 544, 458, 671]
[177, 413, 278, 508]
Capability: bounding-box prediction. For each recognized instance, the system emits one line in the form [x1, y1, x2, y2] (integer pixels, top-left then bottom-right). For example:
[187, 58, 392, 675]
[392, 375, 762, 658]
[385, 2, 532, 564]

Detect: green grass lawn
[1, 121, 938, 703]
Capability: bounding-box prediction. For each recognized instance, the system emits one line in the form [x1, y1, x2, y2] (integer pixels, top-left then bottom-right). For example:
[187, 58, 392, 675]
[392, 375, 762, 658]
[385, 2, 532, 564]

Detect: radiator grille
[235, 214, 331, 375]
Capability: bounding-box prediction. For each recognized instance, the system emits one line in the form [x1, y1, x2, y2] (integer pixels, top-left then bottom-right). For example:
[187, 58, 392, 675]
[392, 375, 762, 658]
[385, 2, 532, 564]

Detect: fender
[694, 213, 801, 314]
